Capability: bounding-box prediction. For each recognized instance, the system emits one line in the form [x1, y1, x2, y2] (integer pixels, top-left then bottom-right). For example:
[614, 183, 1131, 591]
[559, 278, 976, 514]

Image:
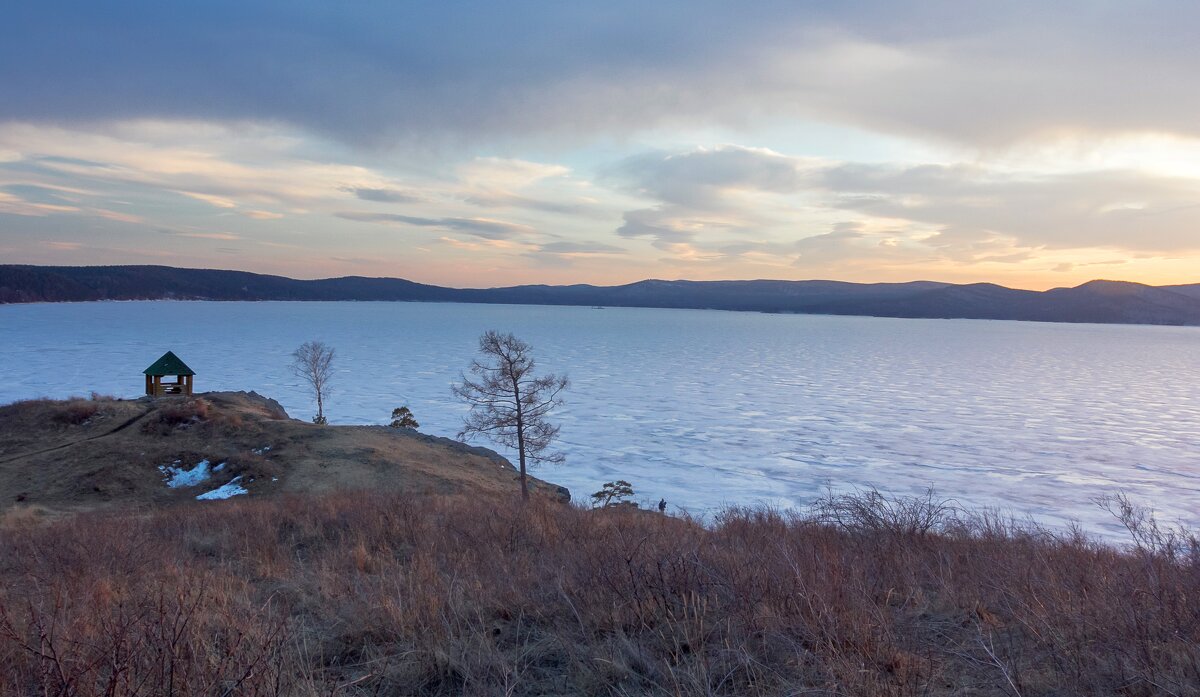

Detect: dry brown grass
[0, 490, 1197, 696]
[5, 394, 116, 429]
[141, 397, 212, 433]
[50, 400, 100, 426]
[1, 392, 568, 515]
[0, 503, 52, 529]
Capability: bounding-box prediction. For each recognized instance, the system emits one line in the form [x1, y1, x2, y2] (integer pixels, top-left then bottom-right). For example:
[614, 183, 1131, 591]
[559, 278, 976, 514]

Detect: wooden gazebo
[144, 351, 195, 396]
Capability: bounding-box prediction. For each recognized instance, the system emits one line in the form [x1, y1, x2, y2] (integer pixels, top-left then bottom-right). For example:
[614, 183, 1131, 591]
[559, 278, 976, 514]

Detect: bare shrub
[0, 586, 290, 695]
[0, 505, 50, 531]
[142, 398, 211, 433]
[1096, 492, 1200, 561]
[51, 399, 99, 425]
[224, 452, 282, 485]
[812, 486, 960, 537]
[210, 409, 246, 433]
[0, 491, 1197, 696]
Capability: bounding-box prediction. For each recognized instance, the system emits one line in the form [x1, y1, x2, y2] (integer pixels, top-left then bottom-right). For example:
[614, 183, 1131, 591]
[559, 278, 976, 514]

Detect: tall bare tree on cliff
[292, 340, 335, 425]
[453, 331, 568, 500]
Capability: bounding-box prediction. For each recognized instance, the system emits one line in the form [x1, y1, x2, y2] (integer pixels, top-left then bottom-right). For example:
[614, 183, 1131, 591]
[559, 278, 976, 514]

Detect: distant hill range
[3, 264, 1200, 326]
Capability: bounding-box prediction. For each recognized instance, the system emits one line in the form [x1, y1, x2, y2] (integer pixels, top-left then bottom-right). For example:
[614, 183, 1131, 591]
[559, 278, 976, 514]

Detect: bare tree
[453, 331, 568, 500]
[292, 340, 335, 424]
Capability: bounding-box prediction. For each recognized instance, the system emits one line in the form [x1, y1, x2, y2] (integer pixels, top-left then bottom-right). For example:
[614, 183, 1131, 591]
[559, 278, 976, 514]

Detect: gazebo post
[144, 351, 197, 397]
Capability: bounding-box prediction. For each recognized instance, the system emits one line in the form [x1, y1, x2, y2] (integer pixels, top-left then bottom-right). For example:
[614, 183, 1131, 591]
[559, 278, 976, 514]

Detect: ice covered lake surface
[2, 300, 1198, 539]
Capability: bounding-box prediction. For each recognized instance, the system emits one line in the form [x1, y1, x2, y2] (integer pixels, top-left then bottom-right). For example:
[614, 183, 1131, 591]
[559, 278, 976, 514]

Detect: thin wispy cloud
[346, 187, 423, 204]
[334, 212, 535, 240]
[537, 241, 627, 255]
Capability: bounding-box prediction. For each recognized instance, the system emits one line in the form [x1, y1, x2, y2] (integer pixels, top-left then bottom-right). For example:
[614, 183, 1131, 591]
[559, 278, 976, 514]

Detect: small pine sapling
[591, 480, 635, 508]
[390, 406, 419, 429]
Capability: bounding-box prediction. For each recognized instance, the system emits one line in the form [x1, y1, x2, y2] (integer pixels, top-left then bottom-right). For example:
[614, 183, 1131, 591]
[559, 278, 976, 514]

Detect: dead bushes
[141, 398, 211, 434]
[0, 490, 1197, 696]
[50, 399, 100, 425]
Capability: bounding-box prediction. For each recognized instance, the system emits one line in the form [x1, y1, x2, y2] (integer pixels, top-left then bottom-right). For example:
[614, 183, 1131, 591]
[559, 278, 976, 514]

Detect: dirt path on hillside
[0, 392, 569, 514]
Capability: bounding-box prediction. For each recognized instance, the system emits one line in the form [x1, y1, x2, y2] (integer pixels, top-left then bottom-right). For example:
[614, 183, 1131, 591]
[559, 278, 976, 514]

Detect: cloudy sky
[2, 1, 1199, 289]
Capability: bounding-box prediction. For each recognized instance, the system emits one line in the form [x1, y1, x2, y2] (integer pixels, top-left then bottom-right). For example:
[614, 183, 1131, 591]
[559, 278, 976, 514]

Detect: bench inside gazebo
[144, 351, 195, 396]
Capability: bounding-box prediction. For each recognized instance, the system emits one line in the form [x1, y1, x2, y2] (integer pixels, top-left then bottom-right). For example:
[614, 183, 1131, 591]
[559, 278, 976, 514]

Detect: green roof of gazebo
[143, 351, 195, 376]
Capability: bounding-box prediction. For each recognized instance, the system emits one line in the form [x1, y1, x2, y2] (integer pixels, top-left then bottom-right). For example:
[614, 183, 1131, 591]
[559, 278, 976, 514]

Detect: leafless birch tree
[453, 331, 568, 500]
[292, 340, 335, 424]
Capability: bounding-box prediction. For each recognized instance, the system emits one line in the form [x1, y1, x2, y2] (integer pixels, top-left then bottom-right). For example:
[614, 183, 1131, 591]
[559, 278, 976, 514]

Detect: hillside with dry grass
[1, 490, 1198, 696]
[0, 392, 568, 515]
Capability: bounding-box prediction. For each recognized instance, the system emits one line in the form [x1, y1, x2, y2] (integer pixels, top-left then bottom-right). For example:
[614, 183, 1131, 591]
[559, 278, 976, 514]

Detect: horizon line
[3, 262, 1194, 294]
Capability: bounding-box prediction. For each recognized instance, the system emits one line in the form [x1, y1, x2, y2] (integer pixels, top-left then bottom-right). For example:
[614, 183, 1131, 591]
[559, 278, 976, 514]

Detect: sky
[2, 1, 1199, 289]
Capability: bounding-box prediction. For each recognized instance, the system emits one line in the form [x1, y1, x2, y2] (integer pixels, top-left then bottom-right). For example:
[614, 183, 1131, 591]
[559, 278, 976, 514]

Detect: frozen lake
[2, 300, 1198, 538]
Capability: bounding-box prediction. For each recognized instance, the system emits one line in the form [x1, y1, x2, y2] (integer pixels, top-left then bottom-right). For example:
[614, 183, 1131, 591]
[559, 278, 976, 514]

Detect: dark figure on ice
[658, 498, 667, 513]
